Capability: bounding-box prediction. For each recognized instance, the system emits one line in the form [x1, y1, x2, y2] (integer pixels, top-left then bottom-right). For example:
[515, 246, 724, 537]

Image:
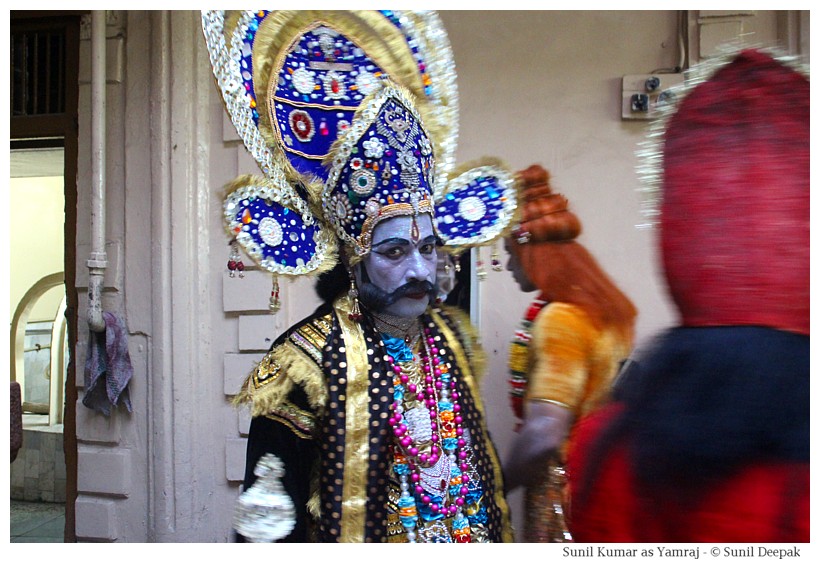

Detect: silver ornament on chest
[420, 453, 452, 498]
[403, 405, 432, 444]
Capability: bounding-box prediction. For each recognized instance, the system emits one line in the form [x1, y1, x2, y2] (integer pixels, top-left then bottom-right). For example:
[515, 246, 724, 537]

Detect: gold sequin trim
[234, 314, 332, 418]
[290, 332, 322, 363]
[386, 513, 404, 539]
[314, 316, 333, 334]
[289, 319, 332, 364]
[252, 354, 283, 389]
[266, 400, 317, 439]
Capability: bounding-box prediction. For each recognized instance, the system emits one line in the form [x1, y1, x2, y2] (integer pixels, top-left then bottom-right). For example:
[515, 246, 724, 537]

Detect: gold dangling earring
[269, 275, 281, 314]
[348, 271, 363, 322]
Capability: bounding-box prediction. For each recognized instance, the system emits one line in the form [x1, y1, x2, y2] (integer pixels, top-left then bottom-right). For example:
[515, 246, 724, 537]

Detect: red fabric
[11, 382, 23, 463]
[566, 405, 810, 543]
[661, 49, 809, 336]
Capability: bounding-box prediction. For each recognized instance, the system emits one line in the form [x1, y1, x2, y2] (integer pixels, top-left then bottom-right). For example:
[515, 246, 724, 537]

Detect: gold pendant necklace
[371, 311, 421, 346]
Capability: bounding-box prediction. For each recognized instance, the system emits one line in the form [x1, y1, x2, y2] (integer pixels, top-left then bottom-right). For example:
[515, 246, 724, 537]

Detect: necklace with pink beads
[387, 325, 472, 543]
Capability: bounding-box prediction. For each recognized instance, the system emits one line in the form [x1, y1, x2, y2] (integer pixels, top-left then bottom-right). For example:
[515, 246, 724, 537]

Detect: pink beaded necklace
[388, 325, 472, 542]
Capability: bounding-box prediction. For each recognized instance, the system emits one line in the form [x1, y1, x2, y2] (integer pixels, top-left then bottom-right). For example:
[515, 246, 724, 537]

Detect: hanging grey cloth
[82, 311, 133, 416]
[11, 381, 23, 462]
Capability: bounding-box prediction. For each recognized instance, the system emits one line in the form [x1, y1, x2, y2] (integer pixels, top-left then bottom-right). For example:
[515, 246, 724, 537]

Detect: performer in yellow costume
[503, 165, 637, 542]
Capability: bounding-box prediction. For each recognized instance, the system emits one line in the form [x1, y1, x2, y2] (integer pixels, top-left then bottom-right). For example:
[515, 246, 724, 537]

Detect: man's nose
[405, 249, 434, 282]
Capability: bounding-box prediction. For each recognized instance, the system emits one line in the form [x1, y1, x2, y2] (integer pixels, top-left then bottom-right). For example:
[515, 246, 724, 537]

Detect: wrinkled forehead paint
[371, 213, 435, 247]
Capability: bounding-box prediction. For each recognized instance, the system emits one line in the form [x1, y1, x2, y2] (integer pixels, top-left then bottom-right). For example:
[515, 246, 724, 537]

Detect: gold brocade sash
[429, 308, 515, 543]
[334, 294, 372, 542]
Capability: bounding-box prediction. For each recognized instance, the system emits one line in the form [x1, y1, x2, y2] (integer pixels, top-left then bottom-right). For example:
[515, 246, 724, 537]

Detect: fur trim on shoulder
[233, 340, 328, 417]
[434, 304, 487, 383]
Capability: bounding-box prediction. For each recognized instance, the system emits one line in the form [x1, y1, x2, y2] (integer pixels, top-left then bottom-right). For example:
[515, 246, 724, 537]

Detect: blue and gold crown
[203, 10, 520, 278]
[321, 83, 437, 259]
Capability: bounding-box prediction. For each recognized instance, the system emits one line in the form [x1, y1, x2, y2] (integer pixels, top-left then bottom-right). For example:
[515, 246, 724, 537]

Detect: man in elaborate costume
[566, 48, 809, 542]
[201, 11, 519, 543]
[503, 165, 637, 542]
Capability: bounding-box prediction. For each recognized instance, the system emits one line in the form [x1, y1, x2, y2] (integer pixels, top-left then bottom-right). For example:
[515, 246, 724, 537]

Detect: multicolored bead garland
[387, 327, 472, 542]
[508, 296, 548, 426]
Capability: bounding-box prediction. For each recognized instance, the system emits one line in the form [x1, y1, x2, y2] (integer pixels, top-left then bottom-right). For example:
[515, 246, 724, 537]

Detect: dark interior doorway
[11, 10, 84, 543]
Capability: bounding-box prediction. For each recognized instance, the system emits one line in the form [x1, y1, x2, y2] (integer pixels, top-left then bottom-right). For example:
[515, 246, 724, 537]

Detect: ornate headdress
[321, 82, 437, 260]
[202, 10, 520, 308]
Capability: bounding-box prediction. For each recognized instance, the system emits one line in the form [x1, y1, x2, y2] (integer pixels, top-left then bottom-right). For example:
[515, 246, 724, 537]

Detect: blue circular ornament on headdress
[435, 160, 519, 251]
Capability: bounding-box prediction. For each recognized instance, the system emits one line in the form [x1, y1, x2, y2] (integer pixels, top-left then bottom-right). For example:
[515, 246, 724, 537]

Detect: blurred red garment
[565, 48, 809, 544]
[567, 404, 809, 543]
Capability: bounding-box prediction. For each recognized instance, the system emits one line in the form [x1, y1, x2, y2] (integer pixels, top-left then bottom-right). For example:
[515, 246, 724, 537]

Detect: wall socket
[621, 73, 684, 121]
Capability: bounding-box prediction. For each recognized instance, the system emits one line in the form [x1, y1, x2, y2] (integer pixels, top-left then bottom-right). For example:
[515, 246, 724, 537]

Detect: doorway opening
[10, 10, 82, 543]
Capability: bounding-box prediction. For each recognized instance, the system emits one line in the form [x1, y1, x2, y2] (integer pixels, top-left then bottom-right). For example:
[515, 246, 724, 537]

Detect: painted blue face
[359, 214, 437, 318]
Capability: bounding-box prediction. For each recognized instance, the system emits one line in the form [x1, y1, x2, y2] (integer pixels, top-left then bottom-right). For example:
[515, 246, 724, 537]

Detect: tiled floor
[10, 500, 65, 543]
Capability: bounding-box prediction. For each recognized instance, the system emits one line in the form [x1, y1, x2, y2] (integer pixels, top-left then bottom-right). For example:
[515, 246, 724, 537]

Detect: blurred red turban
[661, 49, 809, 335]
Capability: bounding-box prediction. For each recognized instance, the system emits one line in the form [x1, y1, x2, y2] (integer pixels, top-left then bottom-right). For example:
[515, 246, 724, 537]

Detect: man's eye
[419, 244, 435, 255]
[382, 247, 404, 259]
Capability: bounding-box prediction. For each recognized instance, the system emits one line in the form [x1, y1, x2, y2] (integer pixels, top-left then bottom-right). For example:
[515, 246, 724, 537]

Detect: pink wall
[71, 10, 805, 542]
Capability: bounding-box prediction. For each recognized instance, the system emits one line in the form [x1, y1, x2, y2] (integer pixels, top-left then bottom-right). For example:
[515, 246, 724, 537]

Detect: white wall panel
[223, 352, 262, 396]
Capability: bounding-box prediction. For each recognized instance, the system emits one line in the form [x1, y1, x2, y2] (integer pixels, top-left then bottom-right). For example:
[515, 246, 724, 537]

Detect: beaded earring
[491, 242, 503, 272]
[269, 275, 281, 314]
[348, 271, 363, 322]
[227, 238, 245, 278]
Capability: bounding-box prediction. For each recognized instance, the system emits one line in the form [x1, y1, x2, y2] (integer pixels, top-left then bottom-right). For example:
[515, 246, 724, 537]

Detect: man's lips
[404, 290, 428, 300]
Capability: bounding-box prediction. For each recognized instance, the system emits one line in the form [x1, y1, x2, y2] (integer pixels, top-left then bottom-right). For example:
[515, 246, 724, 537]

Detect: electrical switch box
[621, 73, 684, 121]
